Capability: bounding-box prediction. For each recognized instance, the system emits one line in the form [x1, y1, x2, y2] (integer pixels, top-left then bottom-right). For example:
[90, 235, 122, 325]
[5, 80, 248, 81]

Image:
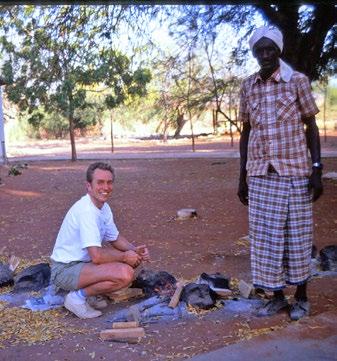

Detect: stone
[176, 208, 197, 220]
[14, 263, 51, 292]
[323, 172, 337, 180]
[320, 245, 337, 272]
[0, 262, 14, 287]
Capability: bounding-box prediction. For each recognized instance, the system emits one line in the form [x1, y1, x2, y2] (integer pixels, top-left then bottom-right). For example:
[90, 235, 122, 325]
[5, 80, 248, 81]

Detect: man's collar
[254, 67, 280, 84]
[253, 59, 294, 84]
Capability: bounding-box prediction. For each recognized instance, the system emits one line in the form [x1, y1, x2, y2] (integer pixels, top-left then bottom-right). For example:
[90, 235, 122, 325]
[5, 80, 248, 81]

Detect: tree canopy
[0, 5, 152, 160]
[172, 4, 336, 81]
[0, 4, 335, 151]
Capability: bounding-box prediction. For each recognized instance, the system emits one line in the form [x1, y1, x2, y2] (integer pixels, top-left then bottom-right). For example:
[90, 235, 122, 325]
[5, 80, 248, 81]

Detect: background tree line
[0, 3, 336, 160]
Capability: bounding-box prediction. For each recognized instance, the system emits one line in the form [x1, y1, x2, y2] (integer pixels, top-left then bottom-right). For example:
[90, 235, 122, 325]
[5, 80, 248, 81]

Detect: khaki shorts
[50, 260, 88, 291]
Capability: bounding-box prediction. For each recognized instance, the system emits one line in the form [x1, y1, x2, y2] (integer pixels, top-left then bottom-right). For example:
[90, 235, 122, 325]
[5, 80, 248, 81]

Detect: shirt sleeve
[104, 208, 119, 242]
[238, 82, 249, 124]
[78, 212, 102, 249]
[296, 74, 319, 119]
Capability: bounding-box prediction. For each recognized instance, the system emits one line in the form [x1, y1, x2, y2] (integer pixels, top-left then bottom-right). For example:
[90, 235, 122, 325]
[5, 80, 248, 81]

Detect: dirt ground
[0, 137, 337, 360]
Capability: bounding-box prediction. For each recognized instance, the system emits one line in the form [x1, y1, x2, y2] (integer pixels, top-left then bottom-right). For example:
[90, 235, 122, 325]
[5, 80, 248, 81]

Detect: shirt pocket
[247, 100, 261, 127]
[276, 93, 298, 122]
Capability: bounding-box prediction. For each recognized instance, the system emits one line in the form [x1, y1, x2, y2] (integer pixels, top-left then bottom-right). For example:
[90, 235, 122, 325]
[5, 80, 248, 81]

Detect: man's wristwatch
[312, 162, 323, 170]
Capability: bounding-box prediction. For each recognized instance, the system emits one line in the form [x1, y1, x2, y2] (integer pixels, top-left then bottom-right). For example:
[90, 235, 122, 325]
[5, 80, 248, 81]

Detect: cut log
[211, 287, 232, 298]
[107, 288, 144, 302]
[100, 327, 145, 342]
[112, 321, 139, 329]
[168, 281, 185, 308]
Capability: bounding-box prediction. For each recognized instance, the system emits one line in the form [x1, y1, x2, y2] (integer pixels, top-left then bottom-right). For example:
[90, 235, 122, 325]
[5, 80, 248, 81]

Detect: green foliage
[0, 5, 152, 159]
[171, 4, 336, 81]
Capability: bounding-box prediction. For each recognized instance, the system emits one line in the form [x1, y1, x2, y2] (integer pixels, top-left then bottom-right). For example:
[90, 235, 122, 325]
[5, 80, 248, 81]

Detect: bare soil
[0, 137, 337, 361]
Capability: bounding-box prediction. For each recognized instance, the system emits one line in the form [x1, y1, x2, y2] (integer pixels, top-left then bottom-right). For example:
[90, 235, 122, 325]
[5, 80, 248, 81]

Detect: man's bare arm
[237, 122, 251, 205]
[303, 115, 323, 201]
[87, 241, 141, 267]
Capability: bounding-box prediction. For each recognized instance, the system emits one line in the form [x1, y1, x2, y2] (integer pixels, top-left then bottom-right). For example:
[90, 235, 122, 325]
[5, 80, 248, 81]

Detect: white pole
[0, 86, 7, 164]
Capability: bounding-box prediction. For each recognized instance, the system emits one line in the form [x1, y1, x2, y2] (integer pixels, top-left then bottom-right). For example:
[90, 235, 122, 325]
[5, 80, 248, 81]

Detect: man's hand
[237, 179, 249, 206]
[123, 250, 142, 268]
[135, 245, 150, 262]
[309, 168, 323, 202]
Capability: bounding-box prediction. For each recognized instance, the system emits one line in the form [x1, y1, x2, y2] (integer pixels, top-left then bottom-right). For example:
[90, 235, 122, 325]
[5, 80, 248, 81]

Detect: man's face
[253, 37, 280, 76]
[87, 168, 114, 208]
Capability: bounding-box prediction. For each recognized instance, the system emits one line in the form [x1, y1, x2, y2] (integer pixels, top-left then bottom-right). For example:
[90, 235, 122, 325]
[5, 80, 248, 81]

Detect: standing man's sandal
[64, 292, 102, 319]
[290, 300, 310, 321]
[256, 297, 288, 317]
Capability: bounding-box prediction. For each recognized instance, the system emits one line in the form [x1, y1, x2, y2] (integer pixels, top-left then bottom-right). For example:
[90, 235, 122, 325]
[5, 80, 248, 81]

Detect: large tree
[0, 5, 152, 160]
[172, 4, 336, 81]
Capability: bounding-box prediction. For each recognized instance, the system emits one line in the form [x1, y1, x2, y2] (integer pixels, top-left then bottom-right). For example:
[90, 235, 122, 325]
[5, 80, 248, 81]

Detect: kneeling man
[50, 162, 150, 319]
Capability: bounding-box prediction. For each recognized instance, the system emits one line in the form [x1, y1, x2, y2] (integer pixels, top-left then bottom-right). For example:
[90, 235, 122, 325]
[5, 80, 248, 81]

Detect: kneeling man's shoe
[64, 292, 102, 319]
[256, 297, 288, 317]
[87, 295, 108, 310]
[290, 300, 310, 321]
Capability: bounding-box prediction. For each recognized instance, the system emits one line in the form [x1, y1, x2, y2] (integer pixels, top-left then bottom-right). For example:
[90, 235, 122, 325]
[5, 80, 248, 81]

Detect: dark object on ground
[14, 263, 51, 292]
[320, 245, 337, 271]
[181, 283, 216, 309]
[0, 262, 14, 287]
[312, 245, 318, 258]
[8, 163, 28, 177]
[198, 272, 230, 289]
[211, 161, 227, 166]
[8, 166, 22, 176]
[131, 269, 177, 297]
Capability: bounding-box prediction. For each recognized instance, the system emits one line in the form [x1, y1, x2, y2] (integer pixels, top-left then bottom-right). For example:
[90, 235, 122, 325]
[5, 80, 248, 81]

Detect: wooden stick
[100, 327, 145, 342]
[168, 281, 185, 308]
[107, 288, 143, 302]
[112, 321, 139, 329]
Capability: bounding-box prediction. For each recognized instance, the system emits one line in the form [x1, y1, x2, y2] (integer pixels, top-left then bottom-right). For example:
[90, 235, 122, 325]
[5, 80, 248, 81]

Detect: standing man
[50, 162, 150, 319]
[238, 26, 323, 320]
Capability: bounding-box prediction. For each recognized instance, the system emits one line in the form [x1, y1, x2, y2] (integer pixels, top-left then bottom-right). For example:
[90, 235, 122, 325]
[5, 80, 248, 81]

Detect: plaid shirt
[239, 68, 319, 176]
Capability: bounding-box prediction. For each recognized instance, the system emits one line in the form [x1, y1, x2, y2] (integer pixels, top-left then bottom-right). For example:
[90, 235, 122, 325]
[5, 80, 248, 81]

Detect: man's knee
[116, 263, 134, 286]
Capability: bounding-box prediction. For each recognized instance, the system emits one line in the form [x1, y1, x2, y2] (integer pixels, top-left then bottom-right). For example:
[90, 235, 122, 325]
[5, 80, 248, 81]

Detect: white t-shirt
[51, 194, 119, 263]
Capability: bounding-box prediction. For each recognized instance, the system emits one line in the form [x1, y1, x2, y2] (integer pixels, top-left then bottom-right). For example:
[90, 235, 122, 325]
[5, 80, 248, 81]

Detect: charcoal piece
[0, 262, 14, 287]
[181, 283, 216, 309]
[199, 272, 230, 289]
[320, 245, 337, 272]
[132, 269, 177, 296]
[14, 263, 51, 292]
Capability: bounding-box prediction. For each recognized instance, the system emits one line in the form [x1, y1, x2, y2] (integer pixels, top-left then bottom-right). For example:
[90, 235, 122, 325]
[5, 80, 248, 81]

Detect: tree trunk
[257, 4, 337, 81]
[212, 109, 218, 135]
[173, 112, 187, 138]
[110, 111, 114, 153]
[228, 91, 234, 147]
[68, 112, 77, 161]
[188, 110, 195, 152]
[163, 116, 168, 143]
[323, 85, 327, 143]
